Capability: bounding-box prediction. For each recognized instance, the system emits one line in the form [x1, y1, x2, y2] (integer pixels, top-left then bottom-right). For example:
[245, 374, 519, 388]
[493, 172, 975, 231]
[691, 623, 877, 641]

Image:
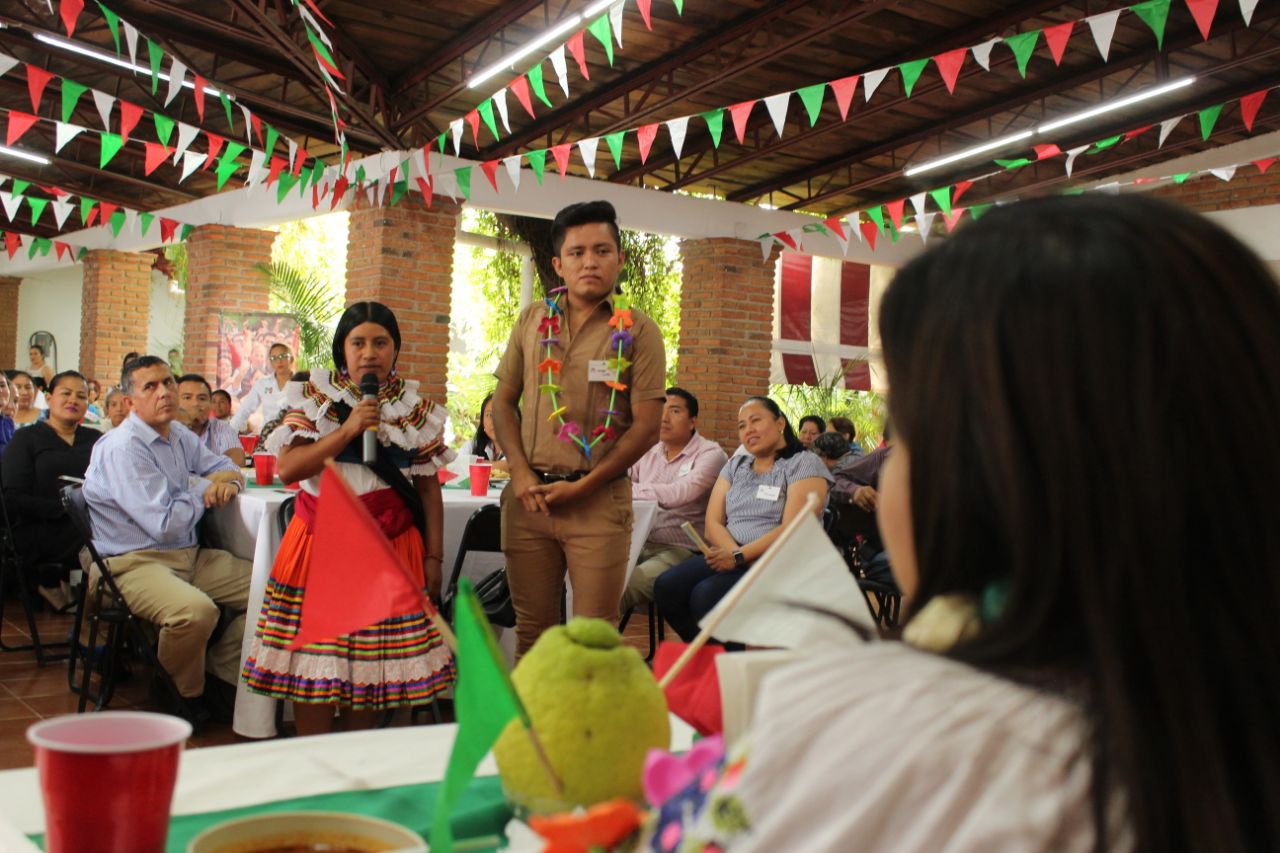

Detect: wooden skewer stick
[658, 493, 819, 690]
[523, 722, 565, 797]
[680, 521, 712, 555]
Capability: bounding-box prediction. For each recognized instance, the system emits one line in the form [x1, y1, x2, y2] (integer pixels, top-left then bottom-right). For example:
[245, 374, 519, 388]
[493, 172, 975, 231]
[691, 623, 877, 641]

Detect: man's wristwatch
[733, 549, 746, 569]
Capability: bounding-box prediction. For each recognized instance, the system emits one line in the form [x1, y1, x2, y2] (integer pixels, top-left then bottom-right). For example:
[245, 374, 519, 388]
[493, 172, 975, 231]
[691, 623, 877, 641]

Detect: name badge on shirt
[756, 484, 781, 501]
[588, 360, 613, 382]
[678, 462, 693, 476]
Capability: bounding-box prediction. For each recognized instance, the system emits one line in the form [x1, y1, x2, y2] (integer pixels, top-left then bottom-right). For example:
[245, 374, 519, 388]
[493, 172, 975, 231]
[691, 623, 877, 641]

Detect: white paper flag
[92, 90, 116, 130]
[503, 155, 522, 192]
[246, 149, 268, 186]
[55, 122, 84, 153]
[666, 116, 689, 159]
[1240, 0, 1259, 25]
[758, 234, 775, 263]
[863, 67, 890, 102]
[1211, 166, 1237, 181]
[917, 211, 936, 244]
[909, 191, 928, 218]
[493, 88, 511, 133]
[610, 3, 625, 48]
[449, 118, 463, 155]
[0, 192, 21, 222]
[971, 37, 1000, 71]
[1087, 10, 1121, 61]
[287, 138, 298, 173]
[845, 213, 862, 242]
[123, 22, 139, 69]
[51, 198, 73, 228]
[1064, 144, 1089, 177]
[763, 92, 790, 137]
[577, 137, 600, 178]
[549, 45, 570, 97]
[0, 53, 19, 80]
[173, 123, 200, 160]
[240, 103, 255, 144]
[1158, 115, 1184, 147]
[165, 58, 187, 106]
[179, 151, 206, 182]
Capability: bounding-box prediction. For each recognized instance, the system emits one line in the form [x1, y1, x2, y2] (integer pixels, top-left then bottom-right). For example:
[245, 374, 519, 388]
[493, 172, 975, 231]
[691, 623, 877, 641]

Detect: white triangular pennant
[123, 22, 139, 68]
[1240, 0, 1259, 25]
[577, 137, 600, 178]
[549, 45, 570, 97]
[165, 57, 187, 106]
[298, 6, 332, 48]
[1158, 115, 1184, 147]
[666, 116, 689, 159]
[1094, 182, 1121, 195]
[908, 191, 928, 218]
[0, 192, 21, 222]
[51, 198, 73, 228]
[92, 90, 116, 130]
[763, 92, 790, 137]
[449, 118, 464, 155]
[787, 228, 805, 252]
[503, 155, 522, 192]
[917, 211, 936, 244]
[174, 122, 200, 160]
[246, 149, 267, 186]
[240, 103, 255, 144]
[758, 234, 775, 263]
[0, 53, 19, 79]
[54, 121, 84, 153]
[179, 151, 206, 181]
[863, 67, 890, 102]
[845, 214, 862, 242]
[1064, 144, 1089, 177]
[287, 138, 298, 171]
[493, 88, 511, 133]
[1087, 10, 1121, 61]
[971, 38, 999, 71]
[436, 171, 458, 202]
[610, 3, 625, 47]
[1211, 166, 1237, 181]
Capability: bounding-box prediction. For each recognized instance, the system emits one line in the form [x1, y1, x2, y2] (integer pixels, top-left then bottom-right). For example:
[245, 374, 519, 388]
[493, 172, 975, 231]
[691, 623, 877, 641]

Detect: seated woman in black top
[1, 371, 101, 609]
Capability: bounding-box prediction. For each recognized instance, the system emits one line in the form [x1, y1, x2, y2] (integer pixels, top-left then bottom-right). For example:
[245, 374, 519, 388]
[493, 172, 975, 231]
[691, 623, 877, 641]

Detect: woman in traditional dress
[241, 302, 456, 735]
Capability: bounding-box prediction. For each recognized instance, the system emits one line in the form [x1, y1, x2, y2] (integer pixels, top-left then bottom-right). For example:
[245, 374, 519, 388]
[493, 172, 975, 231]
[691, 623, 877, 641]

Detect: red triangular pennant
[159, 217, 179, 242]
[1122, 124, 1154, 141]
[1033, 143, 1062, 160]
[291, 146, 307, 177]
[55, 240, 71, 260]
[1185, 0, 1219, 40]
[549, 142, 572, 179]
[636, 123, 660, 164]
[637, 0, 653, 30]
[952, 179, 974, 205]
[59, 0, 84, 37]
[330, 175, 350, 210]
[479, 160, 500, 191]
[415, 177, 433, 207]
[932, 48, 966, 94]
[300, 0, 333, 26]
[653, 643, 723, 736]
[729, 101, 755, 144]
[85, 205, 100, 227]
[6, 111, 39, 146]
[859, 219, 878, 250]
[193, 74, 206, 122]
[251, 112, 263, 145]
[205, 132, 225, 169]
[567, 30, 590, 80]
[1254, 157, 1277, 174]
[830, 74, 859, 121]
[774, 230, 799, 251]
[823, 215, 846, 239]
[510, 75, 536, 118]
[1042, 21, 1075, 65]
[942, 207, 967, 232]
[144, 141, 173, 175]
[120, 101, 144, 144]
[26, 65, 56, 113]
[97, 201, 118, 225]
[4, 232, 20, 259]
[1239, 89, 1268, 132]
[266, 155, 287, 185]
[885, 198, 906, 229]
[464, 109, 481, 148]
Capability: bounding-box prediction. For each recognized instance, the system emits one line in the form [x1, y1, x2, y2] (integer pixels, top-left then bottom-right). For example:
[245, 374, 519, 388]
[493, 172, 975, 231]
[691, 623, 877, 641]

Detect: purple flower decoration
[610, 330, 634, 353]
[538, 337, 561, 346]
[599, 408, 623, 417]
[548, 286, 568, 295]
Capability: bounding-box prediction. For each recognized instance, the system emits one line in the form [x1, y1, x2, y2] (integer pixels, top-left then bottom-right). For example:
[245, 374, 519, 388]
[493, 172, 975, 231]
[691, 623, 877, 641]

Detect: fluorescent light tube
[904, 130, 1034, 177]
[0, 145, 51, 165]
[1038, 77, 1195, 133]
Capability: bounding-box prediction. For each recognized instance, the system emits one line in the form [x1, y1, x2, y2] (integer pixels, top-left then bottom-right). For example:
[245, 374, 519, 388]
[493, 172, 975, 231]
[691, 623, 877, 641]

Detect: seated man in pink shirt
[623, 387, 727, 616]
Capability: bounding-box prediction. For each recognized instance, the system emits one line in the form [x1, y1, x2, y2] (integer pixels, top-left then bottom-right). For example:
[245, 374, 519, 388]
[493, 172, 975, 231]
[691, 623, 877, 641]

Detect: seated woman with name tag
[653, 396, 831, 642]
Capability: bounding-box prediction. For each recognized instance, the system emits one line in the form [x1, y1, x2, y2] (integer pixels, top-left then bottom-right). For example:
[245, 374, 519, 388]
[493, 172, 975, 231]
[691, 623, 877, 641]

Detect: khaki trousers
[101, 547, 252, 698]
[501, 477, 633, 658]
[620, 541, 695, 616]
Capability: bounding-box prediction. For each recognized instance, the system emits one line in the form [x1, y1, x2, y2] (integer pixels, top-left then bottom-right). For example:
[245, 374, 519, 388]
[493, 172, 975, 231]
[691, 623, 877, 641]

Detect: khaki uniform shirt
[496, 296, 666, 474]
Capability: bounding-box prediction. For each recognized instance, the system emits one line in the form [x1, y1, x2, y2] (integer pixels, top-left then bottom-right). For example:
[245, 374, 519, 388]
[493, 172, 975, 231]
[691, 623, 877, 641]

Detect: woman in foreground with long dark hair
[672, 195, 1279, 851]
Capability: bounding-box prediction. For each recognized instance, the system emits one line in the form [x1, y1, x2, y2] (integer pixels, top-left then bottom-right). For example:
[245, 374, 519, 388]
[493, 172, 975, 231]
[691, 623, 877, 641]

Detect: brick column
[183, 225, 275, 379]
[0, 276, 19, 367]
[345, 196, 460, 404]
[80, 251, 152, 387]
[676, 238, 779, 449]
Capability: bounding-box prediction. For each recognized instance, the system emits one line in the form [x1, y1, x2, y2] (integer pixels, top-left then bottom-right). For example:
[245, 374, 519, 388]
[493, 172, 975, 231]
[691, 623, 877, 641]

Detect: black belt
[533, 470, 588, 483]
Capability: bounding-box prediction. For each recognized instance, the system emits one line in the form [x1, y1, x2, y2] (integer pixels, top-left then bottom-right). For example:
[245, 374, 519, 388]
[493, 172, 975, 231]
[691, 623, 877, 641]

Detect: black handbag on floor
[473, 567, 515, 628]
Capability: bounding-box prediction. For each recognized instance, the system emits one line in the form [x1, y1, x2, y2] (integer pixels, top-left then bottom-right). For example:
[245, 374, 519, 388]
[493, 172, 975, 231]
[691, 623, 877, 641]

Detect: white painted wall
[13, 265, 81, 372]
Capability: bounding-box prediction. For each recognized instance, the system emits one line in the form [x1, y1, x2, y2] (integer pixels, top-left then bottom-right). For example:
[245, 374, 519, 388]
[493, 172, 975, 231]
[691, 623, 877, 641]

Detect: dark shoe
[198, 675, 236, 725]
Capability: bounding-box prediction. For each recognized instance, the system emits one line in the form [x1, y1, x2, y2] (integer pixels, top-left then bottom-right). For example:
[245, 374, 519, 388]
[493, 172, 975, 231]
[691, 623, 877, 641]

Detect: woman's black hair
[472, 392, 496, 458]
[47, 370, 87, 394]
[797, 414, 826, 435]
[811, 431, 849, 460]
[879, 194, 1280, 852]
[828, 415, 856, 442]
[741, 396, 805, 460]
[331, 301, 402, 374]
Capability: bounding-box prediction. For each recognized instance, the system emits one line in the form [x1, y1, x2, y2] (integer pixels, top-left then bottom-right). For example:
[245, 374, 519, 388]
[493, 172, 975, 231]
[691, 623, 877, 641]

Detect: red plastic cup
[469, 462, 492, 496]
[252, 453, 275, 487]
[237, 434, 258, 455]
[27, 712, 191, 853]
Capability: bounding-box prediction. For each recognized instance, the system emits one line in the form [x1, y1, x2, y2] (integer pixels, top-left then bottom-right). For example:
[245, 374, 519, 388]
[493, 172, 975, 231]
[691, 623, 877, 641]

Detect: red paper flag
[729, 101, 755, 144]
[1239, 89, 1268, 132]
[859, 219, 879, 249]
[774, 230, 799, 251]
[510, 75, 536, 118]
[289, 465, 432, 650]
[567, 31, 590, 80]
[1254, 157, 1276, 174]
[1042, 21, 1074, 65]
[97, 201, 118, 224]
[885, 198, 906, 229]
[266, 156, 287, 185]
[830, 75, 859, 121]
[952, 179, 974, 205]
[291, 146, 307, 178]
[330, 174, 350, 209]
[1185, 0, 1219, 40]
[85, 206, 100, 227]
[636, 123, 659, 164]
[120, 101, 144, 143]
[637, 0, 653, 30]
[415, 177, 433, 207]
[1123, 124, 1154, 141]
[26, 65, 55, 113]
[193, 74, 207, 121]
[60, 0, 84, 36]
[464, 109, 481, 148]
[653, 643, 723, 736]
[144, 142, 173, 175]
[549, 142, 572, 179]
[942, 207, 967, 232]
[159, 217, 179, 242]
[4, 232, 19, 259]
[300, 0, 333, 26]
[205, 132, 225, 167]
[55, 240, 71, 260]
[479, 160, 500, 191]
[823, 215, 846, 239]
[932, 48, 966, 94]
[251, 112, 263, 145]
[7, 111, 39, 145]
[1033, 143, 1062, 160]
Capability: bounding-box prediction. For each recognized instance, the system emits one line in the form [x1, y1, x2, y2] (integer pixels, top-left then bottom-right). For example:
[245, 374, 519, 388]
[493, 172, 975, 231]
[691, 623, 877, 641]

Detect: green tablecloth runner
[30, 775, 513, 852]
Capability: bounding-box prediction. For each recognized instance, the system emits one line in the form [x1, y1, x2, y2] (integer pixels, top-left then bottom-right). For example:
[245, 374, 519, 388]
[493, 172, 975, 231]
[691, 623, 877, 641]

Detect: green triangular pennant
[587, 15, 615, 66]
[391, 173, 408, 206]
[108, 210, 127, 238]
[435, 132, 446, 155]
[99, 131, 125, 168]
[929, 186, 952, 216]
[310, 159, 327, 188]
[275, 172, 298, 202]
[27, 197, 48, 226]
[154, 113, 175, 147]
[180, 224, 194, 241]
[215, 157, 240, 190]
[702, 108, 725, 148]
[139, 212, 155, 236]
[886, 218, 900, 243]
[98, 2, 122, 53]
[36, 237, 52, 257]
[796, 84, 826, 126]
[867, 205, 885, 233]
[969, 202, 993, 220]
[221, 141, 247, 165]
[355, 164, 367, 184]
[1003, 30, 1041, 79]
[263, 124, 279, 155]
[1131, 0, 1171, 50]
[218, 91, 235, 130]
[1172, 172, 1192, 184]
[994, 157, 1033, 169]
[526, 149, 548, 184]
[478, 99, 499, 140]
[61, 79, 88, 123]
[672, 0, 683, 11]
[27, 239, 39, 260]
[77, 246, 88, 260]
[11, 180, 29, 197]
[898, 59, 929, 97]
[80, 196, 96, 225]
[1090, 134, 1122, 152]
[305, 28, 336, 66]
[1198, 104, 1223, 140]
[604, 130, 626, 169]
[146, 39, 164, 95]
[454, 166, 472, 201]
[527, 63, 553, 109]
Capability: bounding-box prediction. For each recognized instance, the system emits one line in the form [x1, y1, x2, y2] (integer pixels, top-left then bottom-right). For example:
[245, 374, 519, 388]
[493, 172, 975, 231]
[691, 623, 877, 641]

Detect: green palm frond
[257, 261, 342, 370]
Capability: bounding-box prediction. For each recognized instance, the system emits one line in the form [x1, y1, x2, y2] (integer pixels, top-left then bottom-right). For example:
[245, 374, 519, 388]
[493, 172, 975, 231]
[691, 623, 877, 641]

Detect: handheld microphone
[360, 372, 379, 465]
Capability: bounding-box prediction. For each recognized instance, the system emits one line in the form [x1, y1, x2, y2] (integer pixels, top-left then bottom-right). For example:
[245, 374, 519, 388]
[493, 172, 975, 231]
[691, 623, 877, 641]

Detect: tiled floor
[0, 599, 660, 771]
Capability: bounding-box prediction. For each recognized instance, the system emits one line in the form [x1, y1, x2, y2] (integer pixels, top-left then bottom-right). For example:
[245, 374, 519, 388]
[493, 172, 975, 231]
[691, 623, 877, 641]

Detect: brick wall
[345, 195, 461, 404]
[0, 276, 19, 367]
[676, 238, 779, 449]
[79, 251, 152, 387]
[184, 225, 275, 380]
[1150, 164, 1280, 212]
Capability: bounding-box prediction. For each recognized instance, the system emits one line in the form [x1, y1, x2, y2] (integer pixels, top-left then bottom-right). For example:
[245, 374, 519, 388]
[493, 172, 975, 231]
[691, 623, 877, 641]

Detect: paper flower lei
[540, 288, 635, 461]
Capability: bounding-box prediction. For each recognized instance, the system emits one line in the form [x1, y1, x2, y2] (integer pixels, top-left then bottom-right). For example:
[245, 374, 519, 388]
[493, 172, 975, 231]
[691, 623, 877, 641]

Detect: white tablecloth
[205, 486, 657, 738]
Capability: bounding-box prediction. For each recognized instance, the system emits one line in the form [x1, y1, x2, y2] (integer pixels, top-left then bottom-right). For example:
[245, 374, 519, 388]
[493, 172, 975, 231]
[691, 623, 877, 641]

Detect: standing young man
[493, 201, 665, 657]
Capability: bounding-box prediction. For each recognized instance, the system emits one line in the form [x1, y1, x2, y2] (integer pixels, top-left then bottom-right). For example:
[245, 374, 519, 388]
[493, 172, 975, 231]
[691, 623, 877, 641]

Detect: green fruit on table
[493, 618, 671, 814]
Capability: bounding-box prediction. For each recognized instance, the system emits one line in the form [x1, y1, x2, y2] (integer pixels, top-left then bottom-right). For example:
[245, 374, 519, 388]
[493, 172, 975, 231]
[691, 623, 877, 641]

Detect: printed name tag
[588, 360, 613, 382]
[678, 462, 694, 476]
[756, 484, 781, 501]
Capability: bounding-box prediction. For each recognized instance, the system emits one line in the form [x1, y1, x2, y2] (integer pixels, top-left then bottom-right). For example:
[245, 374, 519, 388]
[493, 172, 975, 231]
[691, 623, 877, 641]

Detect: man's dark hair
[121, 351, 139, 368]
[120, 355, 170, 394]
[550, 200, 621, 256]
[812, 431, 850, 460]
[665, 386, 699, 419]
[211, 389, 232, 404]
[176, 373, 212, 395]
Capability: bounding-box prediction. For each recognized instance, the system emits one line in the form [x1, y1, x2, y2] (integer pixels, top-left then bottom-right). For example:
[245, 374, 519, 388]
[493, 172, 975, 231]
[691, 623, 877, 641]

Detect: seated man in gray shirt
[83, 356, 251, 720]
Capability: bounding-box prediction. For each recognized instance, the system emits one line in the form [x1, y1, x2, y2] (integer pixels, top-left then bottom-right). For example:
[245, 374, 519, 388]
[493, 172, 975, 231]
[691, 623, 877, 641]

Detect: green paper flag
[27, 197, 48, 226]
[222, 141, 247, 165]
[80, 196, 96, 225]
[99, 132, 124, 168]
[61, 79, 88, 123]
[180, 224, 194, 241]
[77, 246, 88, 260]
[276, 172, 298, 202]
[108, 210, 127, 238]
[527, 64, 553, 109]
[1004, 30, 1041, 78]
[1090, 134, 1122, 152]
[673, 0, 683, 12]
[390, 175, 408, 207]
[1198, 104, 1223, 140]
[588, 14, 615, 66]
[146, 39, 164, 95]
[1172, 172, 1192, 184]
[310, 159, 327, 188]
[1061, 186, 1086, 196]
[355, 164, 367, 184]
[796, 84, 826, 126]
[219, 91, 235, 130]
[994, 157, 1033, 169]
[969, 202, 993, 221]
[867, 205, 885, 233]
[526, 149, 548, 184]
[429, 578, 528, 853]
[604, 130, 626, 170]
[11, 180, 29, 197]
[702, 108, 725, 148]
[886, 219, 900, 243]
[263, 125, 279, 155]
[36, 237, 52, 257]
[216, 156, 241, 191]
[139, 212, 154, 236]
[478, 99, 499, 141]
[929, 186, 952, 216]
[98, 2, 122, 53]
[899, 59, 929, 97]
[1131, 0, 1171, 50]
[27, 239, 39, 260]
[454, 166, 472, 201]
[154, 113, 175, 147]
